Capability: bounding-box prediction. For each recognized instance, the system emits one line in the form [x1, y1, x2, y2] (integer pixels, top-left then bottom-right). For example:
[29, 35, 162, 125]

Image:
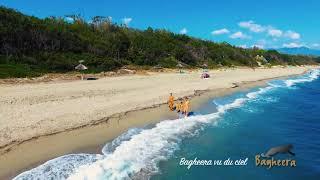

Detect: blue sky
[1, 0, 320, 49]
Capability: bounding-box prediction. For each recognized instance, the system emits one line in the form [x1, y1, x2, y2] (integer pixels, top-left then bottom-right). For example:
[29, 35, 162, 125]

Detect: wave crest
[14, 69, 320, 180]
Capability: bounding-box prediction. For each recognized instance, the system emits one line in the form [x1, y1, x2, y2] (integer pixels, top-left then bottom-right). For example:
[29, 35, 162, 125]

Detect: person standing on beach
[168, 93, 175, 111]
[183, 97, 190, 117]
[176, 100, 183, 113]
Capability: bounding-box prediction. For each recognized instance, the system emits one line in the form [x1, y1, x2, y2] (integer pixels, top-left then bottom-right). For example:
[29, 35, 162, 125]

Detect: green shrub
[158, 56, 178, 68]
[0, 64, 41, 78]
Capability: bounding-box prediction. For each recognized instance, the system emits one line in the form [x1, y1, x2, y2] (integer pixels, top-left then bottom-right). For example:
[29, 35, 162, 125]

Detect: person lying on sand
[168, 93, 175, 111]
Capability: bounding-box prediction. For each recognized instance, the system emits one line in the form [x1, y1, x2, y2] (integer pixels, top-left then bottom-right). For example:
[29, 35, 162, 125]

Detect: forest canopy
[0, 6, 319, 78]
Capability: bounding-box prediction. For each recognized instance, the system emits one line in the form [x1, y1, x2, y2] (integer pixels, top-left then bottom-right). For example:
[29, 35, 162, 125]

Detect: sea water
[14, 69, 320, 180]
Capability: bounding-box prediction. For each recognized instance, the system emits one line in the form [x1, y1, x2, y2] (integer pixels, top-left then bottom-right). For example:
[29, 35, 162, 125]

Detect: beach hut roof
[75, 63, 88, 70]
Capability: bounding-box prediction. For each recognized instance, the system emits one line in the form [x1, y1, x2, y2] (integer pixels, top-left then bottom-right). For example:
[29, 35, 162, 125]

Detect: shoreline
[0, 71, 312, 180]
[0, 66, 317, 179]
[0, 76, 269, 155]
[0, 67, 316, 153]
[0, 68, 309, 155]
[0, 78, 269, 180]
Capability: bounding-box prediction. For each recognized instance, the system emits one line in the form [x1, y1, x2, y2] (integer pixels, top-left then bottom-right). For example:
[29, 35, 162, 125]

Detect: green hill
[0, 6, 318, 78]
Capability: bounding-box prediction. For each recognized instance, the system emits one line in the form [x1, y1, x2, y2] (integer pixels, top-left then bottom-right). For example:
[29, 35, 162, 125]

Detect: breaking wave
[14, 69, 319, 180]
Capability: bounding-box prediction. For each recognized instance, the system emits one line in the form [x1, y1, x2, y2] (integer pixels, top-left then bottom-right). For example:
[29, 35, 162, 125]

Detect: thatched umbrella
[75, 61, 88, 80]
[75, 64, 88, 71]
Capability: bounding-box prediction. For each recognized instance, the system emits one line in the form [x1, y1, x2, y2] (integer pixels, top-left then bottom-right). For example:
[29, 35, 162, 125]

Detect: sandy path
[0, 66, 315, 148]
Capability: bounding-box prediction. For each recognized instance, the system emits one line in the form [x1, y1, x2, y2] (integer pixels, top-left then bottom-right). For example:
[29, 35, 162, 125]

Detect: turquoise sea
[14, 69, 320, 180]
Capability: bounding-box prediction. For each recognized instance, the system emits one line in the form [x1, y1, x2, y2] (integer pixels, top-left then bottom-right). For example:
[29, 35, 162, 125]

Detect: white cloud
[238, 44, 248, 48]
[283, 42, 303, 48]
[250, 39, 267, 49]
[238, 20, 265, 33]
[211, 28, 230, 35]
[122, 17, 132, 26]
[251, 44, 264, 49]
[311, 43, 320, 48]
[65, 17, 74, 22]
[238, 21, 302, 42]
[284, 30, 300, 39]
[230, 31, 251, 39]
[268, 28, 283, 37]
[179, 28, 188, 34]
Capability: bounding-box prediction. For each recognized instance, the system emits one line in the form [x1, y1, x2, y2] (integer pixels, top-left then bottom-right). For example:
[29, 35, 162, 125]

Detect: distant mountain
[276, 47, 320, 56]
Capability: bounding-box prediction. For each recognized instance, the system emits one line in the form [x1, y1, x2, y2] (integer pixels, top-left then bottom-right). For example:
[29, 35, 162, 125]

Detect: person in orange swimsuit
[168, 93, 175, 111]
[176, 100, 183, 113]
[183, 97, 190, 117]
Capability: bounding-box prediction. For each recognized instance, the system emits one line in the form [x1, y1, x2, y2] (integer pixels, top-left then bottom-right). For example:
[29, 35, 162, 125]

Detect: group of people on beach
[168, 93, 190, 117]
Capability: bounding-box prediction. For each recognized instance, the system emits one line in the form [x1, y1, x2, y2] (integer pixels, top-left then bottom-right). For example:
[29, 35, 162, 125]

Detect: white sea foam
[102, 128, 143, 155]
[13, 69, 320, 180]
[284, 69, 320, 87]
[67, 117, 207, 180]
[67, 86, 275, 180]
[13, 154, 103, 180]
[216, 86, 273, 114]
[267, 82, 284, 88]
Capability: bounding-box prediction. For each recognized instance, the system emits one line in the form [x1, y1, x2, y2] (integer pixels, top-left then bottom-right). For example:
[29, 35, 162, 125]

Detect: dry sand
[0, 78, 269, 180]
[0, 66, 316, 152]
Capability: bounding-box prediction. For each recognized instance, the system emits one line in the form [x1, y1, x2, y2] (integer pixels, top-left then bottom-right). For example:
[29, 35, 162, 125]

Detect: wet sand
[0, 67, 315, 151]
[0, 79, 273, 179]
[0, 66, 317, 179]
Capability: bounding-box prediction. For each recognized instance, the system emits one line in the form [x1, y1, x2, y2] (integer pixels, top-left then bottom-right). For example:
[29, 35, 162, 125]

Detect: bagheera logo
[255, 144, 296, 169]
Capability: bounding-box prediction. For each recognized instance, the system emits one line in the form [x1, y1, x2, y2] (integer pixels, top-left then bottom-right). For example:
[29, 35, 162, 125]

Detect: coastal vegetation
[0, 6, 319, 78]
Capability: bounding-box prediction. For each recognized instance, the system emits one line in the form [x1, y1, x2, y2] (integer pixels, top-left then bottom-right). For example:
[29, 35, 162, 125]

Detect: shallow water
[152, 70, 320, 180]
[14, 69, 320, 180]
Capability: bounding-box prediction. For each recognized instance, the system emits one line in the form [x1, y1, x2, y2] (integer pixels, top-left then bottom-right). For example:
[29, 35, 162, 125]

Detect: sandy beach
[2, 1, 320, 179]
[0, 66, 318, 179]
[0, 67, 316, 152]
[0, 79, 269, 180]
